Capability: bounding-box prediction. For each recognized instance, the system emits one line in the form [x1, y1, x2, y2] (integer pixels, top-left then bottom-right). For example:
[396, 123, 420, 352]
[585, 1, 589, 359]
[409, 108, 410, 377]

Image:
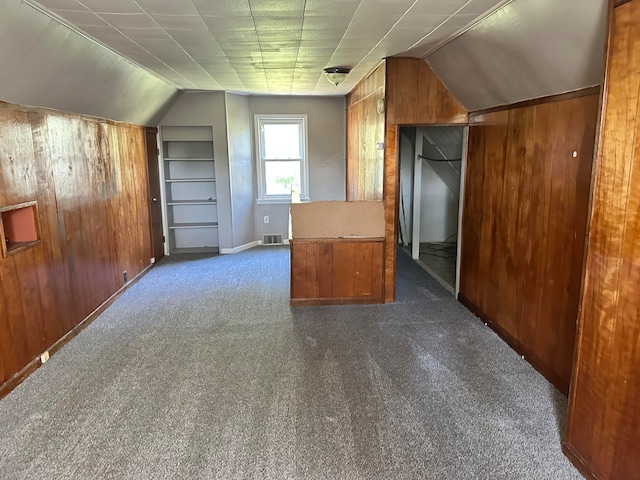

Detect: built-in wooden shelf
[0, 201, 41, 257]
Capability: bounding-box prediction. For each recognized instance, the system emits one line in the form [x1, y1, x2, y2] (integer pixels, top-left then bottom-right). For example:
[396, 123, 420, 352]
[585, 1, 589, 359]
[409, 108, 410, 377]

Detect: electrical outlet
[264, 216, 269, 224]
[123, 271, 128, 282]
[40, 351, 50, 364]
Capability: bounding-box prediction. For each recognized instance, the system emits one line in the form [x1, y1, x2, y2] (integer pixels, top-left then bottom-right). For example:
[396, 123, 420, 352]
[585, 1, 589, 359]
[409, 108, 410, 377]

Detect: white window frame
[254, 114, 309, 203]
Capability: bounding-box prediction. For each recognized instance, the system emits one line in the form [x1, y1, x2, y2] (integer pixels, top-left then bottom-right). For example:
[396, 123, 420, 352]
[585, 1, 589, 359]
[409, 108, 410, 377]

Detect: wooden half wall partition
[564, 1, 640, 479]
[459, 92, 600, 394]
[289, 201, 385, 305]
[0, 101, 154, 399]
[346, 57, 467, 302]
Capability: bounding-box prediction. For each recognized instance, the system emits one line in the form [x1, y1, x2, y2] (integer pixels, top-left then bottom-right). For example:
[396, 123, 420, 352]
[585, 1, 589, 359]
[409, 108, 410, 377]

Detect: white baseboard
[220, 241, 260, 254]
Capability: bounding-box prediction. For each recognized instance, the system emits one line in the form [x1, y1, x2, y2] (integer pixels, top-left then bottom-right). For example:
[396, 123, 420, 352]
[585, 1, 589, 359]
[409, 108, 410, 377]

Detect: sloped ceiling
[27, 0, 510, 96]
[426, 0, 608, 111]
[0, 0, 609, 121]
[0, 0, 178, 124]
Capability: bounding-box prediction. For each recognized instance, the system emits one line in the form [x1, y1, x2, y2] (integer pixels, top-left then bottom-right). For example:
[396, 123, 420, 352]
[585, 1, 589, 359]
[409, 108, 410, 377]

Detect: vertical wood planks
[290, 239, 384, 305]
[565, 2, 640, 479]
[346, 63, 386, 202]
[459, 95, 599, 393]
[0, 101, 153, 392]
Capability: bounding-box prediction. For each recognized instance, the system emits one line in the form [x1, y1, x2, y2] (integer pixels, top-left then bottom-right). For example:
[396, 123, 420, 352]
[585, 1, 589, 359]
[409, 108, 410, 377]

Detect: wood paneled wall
[346, 57, 467, 302]
[459, 94, 599, 393]
[0, 101, 152, 396]
[564, 1, 640, 479]
[346, 63, 386, 202]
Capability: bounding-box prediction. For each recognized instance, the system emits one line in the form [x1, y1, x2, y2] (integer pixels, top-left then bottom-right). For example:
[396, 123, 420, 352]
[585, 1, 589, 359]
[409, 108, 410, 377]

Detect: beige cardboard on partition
[290, 201, 385, 238]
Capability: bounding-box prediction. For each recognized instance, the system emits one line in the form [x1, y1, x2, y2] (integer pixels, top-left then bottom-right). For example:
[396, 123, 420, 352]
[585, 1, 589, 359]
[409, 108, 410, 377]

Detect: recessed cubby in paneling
[0, 201, 41, 257]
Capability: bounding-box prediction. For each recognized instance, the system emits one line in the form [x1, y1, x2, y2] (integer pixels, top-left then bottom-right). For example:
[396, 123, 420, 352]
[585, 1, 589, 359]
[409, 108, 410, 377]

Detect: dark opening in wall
[0, 201, 41, 257]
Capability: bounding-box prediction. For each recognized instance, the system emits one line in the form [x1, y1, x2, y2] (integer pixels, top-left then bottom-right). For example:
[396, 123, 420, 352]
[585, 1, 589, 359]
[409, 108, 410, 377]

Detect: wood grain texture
[459, 94, 599, 393]
[346, 57, 468, 302]
[290, 238, 384, 305]
[565, 2, 640, 479]
[0, 101, 153, 396]
[383, 58, 467, 302]
[346, 63, 386, 202]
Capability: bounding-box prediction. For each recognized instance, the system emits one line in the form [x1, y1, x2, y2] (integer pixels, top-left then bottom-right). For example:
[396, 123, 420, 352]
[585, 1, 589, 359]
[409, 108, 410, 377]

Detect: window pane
[264, 161, 301, 195]
[263, 123, 301, 159]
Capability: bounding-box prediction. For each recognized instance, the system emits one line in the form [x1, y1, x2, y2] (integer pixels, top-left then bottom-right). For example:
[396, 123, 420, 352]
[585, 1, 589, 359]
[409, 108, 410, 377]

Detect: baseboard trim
[0, 262, 154, 401]
[291, 296, 384, 306]
[562, 441, 603, 480]
[220, 241, 259, 254]
[457, 293, 569, 395]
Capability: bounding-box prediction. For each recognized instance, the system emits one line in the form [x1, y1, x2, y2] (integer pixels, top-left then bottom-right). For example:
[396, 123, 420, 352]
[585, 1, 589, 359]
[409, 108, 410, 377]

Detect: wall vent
[262, 234, 283, 245]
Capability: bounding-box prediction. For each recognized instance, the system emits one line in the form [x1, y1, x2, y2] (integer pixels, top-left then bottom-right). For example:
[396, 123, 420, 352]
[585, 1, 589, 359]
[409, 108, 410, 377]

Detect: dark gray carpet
[0, 246, 581, 479]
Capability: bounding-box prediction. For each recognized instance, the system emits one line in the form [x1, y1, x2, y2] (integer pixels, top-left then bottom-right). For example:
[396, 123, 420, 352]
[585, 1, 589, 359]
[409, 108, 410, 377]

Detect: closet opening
[398, 125, 467, 294]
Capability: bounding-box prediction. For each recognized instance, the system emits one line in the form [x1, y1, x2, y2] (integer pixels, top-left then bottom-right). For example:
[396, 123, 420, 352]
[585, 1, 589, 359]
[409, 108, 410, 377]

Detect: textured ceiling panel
[0, 0, 177, 124]
[427, 0, 608, 111]
[23, 0, 607, 102]
[29, 0, 508, 95]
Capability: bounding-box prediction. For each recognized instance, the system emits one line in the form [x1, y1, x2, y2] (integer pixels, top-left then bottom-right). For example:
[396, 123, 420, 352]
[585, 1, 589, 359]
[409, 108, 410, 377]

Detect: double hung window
[255, 115, 308, 202]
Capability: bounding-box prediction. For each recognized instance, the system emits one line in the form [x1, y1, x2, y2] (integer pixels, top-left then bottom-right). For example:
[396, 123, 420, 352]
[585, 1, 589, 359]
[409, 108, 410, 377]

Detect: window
[255, 115, 309, 203]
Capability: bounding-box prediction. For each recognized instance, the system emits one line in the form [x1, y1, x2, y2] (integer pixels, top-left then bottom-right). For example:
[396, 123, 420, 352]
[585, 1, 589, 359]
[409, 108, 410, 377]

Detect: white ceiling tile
[97, 13, 156, 29]
[395, 14, 451, 30]
[134, 0, 199, 15]
[192, 0, 251, 16]
[347, 14, 404, 31]
[202, 16, 255, 31]
[257, 31, 302, 41]
[415, 0, 468, 15]
[457, 0, 508, 16]
[77, 0, 142, 14]
[356, 0, 416, 16]
[34, 0, 87, 10]
[53, 9, 108, 26]
[443, 14, 484, 29]
[301, 29, 347, 41]
[302, 15, 350, 30]
[151, 14, 208, 30]
[297, 48, 335, 58]
[249, 0, 305, 14]
[253, 17, 303, 31]
[304, 0, 359, 16]
[81, 25, 125, 42]
[119, 27, 167, 41]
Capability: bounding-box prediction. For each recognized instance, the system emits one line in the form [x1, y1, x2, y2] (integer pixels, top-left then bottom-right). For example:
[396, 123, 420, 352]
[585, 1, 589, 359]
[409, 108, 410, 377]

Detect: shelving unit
[161, 126, 219, 254]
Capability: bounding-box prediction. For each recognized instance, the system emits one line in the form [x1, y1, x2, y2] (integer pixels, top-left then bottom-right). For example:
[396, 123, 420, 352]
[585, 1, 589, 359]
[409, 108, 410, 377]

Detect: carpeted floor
[0, 246, 581, 479]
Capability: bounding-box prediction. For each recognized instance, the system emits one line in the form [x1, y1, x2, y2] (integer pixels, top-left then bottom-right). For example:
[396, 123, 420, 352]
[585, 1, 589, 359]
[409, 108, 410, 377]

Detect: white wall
[0, 0, 178, 125]
[399, 127, 461, 245]
[418, 165, 459, 243]
[225, 93, 255, 250]
[250, 96, 346, 241]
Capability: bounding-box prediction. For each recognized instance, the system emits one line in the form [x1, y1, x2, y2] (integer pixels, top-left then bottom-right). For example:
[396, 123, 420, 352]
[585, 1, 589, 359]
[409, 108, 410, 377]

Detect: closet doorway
[398, 126, 467, 294]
